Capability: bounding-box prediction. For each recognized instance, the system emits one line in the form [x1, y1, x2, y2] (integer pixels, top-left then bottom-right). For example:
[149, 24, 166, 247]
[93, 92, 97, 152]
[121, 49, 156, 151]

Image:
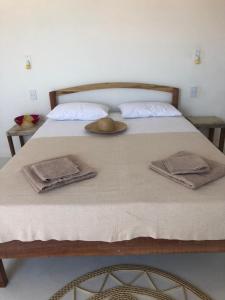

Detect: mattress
[33, 113, 198, 138]
[0, 116, 225, 243]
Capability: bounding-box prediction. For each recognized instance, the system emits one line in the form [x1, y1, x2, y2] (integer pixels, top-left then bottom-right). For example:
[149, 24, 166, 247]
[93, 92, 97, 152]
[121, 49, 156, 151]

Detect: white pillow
[47, 102, 109, 121]
[119, 102, 182, 118]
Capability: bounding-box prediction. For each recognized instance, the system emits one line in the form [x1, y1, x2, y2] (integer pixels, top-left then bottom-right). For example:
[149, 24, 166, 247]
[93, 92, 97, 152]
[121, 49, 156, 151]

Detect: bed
[1, 82, 225, 288]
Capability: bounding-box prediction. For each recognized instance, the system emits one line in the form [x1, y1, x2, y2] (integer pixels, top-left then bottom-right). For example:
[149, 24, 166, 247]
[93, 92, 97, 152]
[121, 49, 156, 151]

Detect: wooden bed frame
[1, 82, 225, 288]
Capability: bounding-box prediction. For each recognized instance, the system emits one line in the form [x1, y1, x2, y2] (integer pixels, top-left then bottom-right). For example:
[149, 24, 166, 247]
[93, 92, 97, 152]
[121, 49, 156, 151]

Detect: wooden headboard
[49, 82, 180, 110]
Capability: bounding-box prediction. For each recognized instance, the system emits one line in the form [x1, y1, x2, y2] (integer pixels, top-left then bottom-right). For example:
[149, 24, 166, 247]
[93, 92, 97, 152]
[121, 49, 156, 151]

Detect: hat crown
[97, 117, 115, 132]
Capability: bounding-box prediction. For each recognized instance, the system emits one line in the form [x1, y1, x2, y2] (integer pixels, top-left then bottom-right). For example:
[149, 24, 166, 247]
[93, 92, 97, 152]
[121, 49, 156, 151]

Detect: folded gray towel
[163, 151, 210, 175]
[31, 156, 80, 182]
[22, 155, 97, 193]
[150, 153, 225, 189]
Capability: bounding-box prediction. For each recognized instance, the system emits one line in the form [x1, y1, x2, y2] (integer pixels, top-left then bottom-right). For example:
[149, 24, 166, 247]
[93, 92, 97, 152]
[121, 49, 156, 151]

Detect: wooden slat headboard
[49, 82, 180, 110]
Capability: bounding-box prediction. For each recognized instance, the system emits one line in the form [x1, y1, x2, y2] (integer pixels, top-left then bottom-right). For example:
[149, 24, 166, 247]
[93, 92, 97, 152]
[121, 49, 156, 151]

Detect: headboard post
[49, 91, 57, 110]
[172, 88, 180, 109]
[49, 82, 180, 110]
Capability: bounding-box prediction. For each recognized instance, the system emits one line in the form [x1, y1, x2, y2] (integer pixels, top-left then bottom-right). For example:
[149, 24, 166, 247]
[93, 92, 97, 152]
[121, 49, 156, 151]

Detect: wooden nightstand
[6, 120, 44, 157]
[186, 116, 225, 152]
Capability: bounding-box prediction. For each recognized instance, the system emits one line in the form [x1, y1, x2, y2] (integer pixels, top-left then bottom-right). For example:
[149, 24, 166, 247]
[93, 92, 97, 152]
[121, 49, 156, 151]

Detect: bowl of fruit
[14, 114, 40, 129]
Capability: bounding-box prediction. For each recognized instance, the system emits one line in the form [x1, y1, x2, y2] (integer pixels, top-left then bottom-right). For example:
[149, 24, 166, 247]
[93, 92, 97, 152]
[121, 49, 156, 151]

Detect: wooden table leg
[219, 128, 225, 152]
[7, 135, 15, 157]
[208, 128, 215, 142]
[19, 135, 25, 147]
[0, 259, 8, 288]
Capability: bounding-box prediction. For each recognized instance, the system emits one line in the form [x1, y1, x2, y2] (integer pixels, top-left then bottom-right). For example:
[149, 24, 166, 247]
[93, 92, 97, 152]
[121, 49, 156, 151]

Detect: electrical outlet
[29, 90, 38, 101]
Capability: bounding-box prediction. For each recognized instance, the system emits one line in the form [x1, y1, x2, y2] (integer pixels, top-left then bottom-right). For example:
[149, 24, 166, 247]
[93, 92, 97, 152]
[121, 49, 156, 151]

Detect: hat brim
[85, 121, 127, 134]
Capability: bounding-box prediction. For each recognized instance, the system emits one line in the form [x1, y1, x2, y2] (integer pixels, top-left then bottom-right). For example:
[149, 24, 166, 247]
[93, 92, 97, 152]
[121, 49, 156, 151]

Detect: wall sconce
[194, 49, 201, 65]
[25, 55, 32, 70]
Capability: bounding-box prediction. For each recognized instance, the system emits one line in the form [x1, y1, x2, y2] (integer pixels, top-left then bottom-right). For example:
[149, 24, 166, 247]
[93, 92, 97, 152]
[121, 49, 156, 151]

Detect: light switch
[190, 87, 198, 98]
[29, 90, 38, 101]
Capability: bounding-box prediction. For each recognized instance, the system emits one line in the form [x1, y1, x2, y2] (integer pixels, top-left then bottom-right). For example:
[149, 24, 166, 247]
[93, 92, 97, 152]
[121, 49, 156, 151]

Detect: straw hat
[85, 117, 127, 134]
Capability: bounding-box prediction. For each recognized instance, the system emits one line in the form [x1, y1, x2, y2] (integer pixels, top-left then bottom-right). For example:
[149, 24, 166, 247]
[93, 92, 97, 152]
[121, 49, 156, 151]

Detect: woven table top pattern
[49, 264, 212, 300]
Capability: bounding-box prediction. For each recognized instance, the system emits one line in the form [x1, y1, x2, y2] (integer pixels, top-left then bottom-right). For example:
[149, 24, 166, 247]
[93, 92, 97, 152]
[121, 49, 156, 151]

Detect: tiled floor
[1, 254, 225, 300]
[0, 157, 225, 300]
[0, 157, 9, 168]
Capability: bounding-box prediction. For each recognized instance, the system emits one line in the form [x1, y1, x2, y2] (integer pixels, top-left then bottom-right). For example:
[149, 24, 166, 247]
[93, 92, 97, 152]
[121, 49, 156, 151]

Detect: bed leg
[0, 259, 8, 287]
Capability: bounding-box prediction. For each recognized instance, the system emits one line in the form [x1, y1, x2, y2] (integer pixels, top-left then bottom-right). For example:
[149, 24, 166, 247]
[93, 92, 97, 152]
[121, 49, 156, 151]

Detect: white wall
[0, 0, 225, 156]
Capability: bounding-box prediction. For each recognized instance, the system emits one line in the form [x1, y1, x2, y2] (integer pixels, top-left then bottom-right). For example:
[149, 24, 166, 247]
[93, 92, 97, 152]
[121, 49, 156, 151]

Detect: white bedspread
[3, 115, 224, 244]
[33, 114, 197, 139]
[1, 129, 225, 243]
